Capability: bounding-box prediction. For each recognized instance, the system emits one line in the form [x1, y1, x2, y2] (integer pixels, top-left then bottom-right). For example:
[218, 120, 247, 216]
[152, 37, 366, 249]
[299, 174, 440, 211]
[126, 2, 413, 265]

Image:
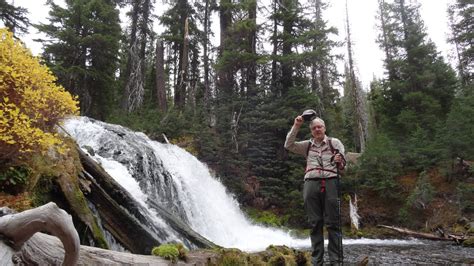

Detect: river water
[331, 239, 473, 265]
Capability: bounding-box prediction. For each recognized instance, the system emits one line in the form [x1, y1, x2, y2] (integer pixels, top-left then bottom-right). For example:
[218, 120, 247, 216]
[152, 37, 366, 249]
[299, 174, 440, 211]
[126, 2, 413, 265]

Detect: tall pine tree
[37, 0, 121, 120]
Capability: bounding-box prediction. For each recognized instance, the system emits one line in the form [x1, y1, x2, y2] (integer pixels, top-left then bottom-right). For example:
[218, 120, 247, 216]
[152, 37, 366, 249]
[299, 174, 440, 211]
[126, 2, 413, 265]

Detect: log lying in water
[378, 225, 466, 243]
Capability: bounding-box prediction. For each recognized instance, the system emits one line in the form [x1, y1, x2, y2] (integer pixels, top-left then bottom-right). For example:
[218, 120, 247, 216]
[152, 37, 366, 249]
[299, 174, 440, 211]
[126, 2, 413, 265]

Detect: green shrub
[0, 165, 29, 194]
[151, 244, 180, 262]
[457, 182, 474, 213]
[356, 133, 402, 198]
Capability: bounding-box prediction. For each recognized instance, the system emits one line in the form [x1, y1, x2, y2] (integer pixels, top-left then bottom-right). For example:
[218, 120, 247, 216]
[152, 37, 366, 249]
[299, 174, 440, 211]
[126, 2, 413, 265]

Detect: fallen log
[0, 203, 174, 265]
[378, 225, 466, 243]
[77, 147, 216, 252]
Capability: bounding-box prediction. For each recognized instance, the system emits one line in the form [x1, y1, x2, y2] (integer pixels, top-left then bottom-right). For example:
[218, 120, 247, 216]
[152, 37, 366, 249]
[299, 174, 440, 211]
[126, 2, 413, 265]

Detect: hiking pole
[336, 157, 343, 264]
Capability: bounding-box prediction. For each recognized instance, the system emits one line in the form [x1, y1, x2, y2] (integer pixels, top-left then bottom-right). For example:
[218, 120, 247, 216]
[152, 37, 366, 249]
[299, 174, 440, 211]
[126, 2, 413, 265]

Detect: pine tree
[0, 0, 30, 35]
[375, 0, 457, 137]
[160, 0, 202, 111]
[37, 0, 121, 120]
[448, 0, 473, 88]
[122, 0, 154, 113]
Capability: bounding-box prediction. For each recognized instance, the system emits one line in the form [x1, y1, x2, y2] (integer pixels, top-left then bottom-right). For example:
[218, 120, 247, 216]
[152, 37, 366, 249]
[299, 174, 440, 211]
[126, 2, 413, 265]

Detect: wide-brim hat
[301, 109, 317, 121]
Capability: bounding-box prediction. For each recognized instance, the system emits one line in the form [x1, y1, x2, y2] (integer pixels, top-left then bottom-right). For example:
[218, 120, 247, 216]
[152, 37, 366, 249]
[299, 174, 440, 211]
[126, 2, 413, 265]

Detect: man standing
[284, 113, 346, 265]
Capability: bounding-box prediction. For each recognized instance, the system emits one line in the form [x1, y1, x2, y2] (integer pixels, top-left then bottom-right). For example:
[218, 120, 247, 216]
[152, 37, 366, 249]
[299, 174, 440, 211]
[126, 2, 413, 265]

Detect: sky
[8, 0, 455, 90]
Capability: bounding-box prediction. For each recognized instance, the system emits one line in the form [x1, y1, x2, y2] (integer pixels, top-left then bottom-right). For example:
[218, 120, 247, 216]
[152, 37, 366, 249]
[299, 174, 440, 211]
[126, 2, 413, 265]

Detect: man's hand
[333, 154, 342, 164]
[294, 115, 304, 127]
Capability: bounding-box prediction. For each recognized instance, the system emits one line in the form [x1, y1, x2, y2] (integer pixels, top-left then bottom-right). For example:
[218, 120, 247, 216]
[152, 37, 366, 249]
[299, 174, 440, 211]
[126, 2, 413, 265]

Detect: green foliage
[36, 0, 121, 120]
[0, 165, 29, 193]
[457, 182, 474, 214]
[356, 133, 402, 198]
[402, 127, 442, 171]
[406, 171, 434, 210]
[462, 237, 474, 247]
[0, 0, 30, 34]
[244, 208, 288, 227]
[448, 0, 473, 86]
[151, 244, 180, 262]
[442, 93, 474, 161]
[375, 0, 457, 140]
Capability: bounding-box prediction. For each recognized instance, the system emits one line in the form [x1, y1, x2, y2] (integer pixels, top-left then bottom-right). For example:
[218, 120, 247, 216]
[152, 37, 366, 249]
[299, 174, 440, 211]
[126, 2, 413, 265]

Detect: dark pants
[303, 178, 342, 265]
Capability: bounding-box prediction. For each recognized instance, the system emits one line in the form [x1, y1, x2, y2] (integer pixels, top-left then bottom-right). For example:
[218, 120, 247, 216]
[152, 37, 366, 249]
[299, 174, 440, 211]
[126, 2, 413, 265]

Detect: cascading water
[64, 117, 309, 251]
[63, 117, 423, 252]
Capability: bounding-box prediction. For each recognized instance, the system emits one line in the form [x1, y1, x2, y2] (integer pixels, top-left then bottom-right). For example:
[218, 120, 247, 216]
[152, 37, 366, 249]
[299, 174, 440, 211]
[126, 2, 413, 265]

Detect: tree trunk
[281, 0, 294, 95]
[378, 225, 466, 243]
[203, 0, 211, 111]
[176, 17, 190, 109]
[271, 0, 278, 91]
[0, 202, 80, 266]
[345, 0, 367, 152]
[155, 39, 167, 112]
[246, 0, 257, 98]
[0, 230, 219, 265]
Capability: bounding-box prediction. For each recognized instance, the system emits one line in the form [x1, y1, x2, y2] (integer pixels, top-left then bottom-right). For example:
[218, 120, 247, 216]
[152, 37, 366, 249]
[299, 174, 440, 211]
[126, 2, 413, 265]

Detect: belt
[305, 177, 336, 192]
[305, 167, 337, 174]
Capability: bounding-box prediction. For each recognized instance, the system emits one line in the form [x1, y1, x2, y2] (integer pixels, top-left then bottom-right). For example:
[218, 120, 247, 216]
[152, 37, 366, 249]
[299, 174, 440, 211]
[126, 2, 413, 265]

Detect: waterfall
[63, 117, 309, 251]
[349, 194, 361, 230]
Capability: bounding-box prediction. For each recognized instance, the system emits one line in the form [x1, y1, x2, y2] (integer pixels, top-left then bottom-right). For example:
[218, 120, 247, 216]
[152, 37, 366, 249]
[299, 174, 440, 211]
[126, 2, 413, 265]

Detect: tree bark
[1, 231, 221, 265]
[155, 38, 168, 112]
[345, 0, 367, 152]
[378, 225, 466, 243]
[0, 202, 80, 266]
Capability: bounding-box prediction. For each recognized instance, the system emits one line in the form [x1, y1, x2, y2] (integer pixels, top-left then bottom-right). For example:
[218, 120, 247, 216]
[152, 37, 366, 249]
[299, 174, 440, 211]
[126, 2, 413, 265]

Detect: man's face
[310, 121, 326, 139]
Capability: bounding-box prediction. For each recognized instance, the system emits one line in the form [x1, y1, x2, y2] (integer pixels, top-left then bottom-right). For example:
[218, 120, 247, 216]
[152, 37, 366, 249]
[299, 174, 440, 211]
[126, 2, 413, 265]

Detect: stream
[327, 239, 473, 265]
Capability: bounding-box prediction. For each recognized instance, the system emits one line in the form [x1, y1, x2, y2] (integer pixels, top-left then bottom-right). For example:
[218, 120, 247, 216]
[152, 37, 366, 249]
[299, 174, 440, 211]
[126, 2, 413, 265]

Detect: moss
[218, 248, 247, 266]
[452, 223, 466, 234]
[268, 252, 296, 266]
[294, 250, 311, 266]
[175, 242, 188, 261]
[244, 207, 288, 227]
[151, 244, 180, 262]
[266, 245, 293, 255]
[462, 237, 474, 247]
[247, 254, 266, 266]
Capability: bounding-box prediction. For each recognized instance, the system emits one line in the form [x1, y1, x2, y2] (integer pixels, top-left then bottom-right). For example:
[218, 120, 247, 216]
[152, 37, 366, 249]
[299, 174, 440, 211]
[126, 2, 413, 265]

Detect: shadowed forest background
[1, 0, 473, 237]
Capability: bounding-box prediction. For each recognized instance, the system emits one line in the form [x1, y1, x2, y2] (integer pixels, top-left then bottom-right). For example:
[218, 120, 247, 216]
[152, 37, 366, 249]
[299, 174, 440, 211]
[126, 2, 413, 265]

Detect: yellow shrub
[0, 28, 79, 166]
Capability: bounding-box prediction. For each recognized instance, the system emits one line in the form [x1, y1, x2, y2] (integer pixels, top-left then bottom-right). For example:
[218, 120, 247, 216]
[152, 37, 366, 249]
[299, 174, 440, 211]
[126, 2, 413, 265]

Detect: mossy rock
[247, 254, 266, 266]
[151, 244, 180, 262]
[218, 248, 247, 266]
[267, 252, 296, 266]
[263, 245, 310, 266]
[175, 242, 188, 261]
[462, 237, 474, 247]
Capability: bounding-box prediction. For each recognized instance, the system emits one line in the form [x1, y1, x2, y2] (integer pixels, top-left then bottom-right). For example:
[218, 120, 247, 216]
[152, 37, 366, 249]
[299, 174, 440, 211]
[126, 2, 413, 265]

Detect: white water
[63, 117, 422, 251]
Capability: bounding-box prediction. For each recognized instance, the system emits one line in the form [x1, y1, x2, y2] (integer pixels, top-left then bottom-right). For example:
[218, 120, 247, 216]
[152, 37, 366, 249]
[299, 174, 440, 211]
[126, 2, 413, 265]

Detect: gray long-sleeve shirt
[284, 125, 345, 180]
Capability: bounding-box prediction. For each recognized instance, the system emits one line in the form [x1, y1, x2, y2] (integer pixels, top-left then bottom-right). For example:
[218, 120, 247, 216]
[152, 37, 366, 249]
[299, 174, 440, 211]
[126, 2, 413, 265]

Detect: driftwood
[378, 225, 466, 243]
[0, 202, 80, 265]
[0, 203, 219, 265]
